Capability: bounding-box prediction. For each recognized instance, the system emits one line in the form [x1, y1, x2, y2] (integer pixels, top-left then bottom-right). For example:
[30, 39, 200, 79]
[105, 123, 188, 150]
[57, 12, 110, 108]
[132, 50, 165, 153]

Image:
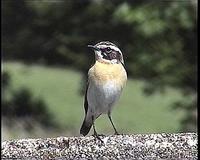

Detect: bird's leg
[108, 112, 119, 135]
[92, 115, 103, 142]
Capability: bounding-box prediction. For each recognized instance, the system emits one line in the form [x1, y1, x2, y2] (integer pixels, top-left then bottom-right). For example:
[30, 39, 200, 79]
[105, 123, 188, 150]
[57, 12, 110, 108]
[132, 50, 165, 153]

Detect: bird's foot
[92, 133, 104, 143]
[114, 131, 120, 135]
[97, 133, 106, 136]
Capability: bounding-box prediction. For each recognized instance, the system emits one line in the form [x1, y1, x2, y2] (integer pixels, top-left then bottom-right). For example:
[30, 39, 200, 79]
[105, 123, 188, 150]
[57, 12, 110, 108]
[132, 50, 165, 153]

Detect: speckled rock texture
[1, 133, 197, 160]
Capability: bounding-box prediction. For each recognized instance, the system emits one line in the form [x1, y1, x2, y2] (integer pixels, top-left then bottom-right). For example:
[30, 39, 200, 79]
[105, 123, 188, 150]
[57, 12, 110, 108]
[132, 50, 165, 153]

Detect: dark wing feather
[80, 81, 92, 136]
[83, 81, 88, 114]
[120, 61, 126, 70]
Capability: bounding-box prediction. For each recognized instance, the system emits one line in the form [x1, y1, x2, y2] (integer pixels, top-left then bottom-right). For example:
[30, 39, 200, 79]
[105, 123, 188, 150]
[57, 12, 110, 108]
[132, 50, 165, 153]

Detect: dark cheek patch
[109, 52, 117, 59]
[101, 49, 121, 62]
[110, 51, 121, 61]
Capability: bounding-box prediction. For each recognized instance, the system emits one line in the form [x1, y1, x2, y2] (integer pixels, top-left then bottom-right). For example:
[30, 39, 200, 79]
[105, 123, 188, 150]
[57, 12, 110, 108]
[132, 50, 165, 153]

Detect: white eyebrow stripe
[98, 45, 107, 48]
[98, 45, 122, 54]
[110, 46, 122, 54]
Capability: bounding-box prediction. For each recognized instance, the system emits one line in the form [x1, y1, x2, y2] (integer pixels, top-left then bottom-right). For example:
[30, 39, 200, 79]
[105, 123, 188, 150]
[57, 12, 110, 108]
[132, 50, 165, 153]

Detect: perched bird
[80, 41, 127, 138]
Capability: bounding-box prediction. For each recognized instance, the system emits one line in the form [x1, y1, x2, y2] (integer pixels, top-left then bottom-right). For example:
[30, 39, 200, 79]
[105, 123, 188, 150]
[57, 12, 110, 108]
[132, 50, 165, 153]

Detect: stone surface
[1, 133, 197, 160]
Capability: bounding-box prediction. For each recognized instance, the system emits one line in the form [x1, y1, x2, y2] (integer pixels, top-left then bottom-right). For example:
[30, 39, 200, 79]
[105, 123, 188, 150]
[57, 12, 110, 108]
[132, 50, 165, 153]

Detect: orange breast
[88, 61, 127, 88]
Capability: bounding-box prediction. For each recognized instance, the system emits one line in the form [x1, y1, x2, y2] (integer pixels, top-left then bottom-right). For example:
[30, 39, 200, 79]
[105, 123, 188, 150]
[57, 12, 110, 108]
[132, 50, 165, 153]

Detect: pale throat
[97, 58, 118, 64]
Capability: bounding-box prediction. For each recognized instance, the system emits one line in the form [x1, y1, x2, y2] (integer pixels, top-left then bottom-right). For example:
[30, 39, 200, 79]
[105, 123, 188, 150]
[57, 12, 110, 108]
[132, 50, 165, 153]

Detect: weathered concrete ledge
[1, 133, 197, 160]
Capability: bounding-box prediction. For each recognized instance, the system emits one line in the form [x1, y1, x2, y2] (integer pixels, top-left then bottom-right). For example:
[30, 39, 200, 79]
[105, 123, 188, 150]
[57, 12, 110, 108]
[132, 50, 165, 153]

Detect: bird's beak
[87, 45, 99, 51]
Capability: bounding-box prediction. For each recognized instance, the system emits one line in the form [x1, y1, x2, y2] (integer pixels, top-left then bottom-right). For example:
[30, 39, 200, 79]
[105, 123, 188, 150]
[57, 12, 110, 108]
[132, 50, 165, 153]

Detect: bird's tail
[80, 119, 92, 136]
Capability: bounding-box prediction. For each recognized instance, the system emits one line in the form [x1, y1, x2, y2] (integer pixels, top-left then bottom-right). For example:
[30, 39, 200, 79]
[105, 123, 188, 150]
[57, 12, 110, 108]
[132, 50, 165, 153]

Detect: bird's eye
[106, 47, 111, 52]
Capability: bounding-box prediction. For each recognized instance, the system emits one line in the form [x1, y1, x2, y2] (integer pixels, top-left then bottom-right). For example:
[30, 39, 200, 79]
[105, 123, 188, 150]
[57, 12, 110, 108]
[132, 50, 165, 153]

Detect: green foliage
[173, 96, 197, 132]
[114, 1, 197, 91]
[2, 70, 57, 129]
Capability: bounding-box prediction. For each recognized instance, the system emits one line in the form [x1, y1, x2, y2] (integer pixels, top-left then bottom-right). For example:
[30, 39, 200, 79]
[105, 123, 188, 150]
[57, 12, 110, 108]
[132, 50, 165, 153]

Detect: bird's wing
[120, 61, 126, 70]
[83, 81, 89, 114]
[80, 80, 91, 136]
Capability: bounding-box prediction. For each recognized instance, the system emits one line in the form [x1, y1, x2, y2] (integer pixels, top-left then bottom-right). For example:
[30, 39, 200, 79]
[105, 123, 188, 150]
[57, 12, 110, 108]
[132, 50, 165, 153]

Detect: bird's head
[88, 41, 124, 64]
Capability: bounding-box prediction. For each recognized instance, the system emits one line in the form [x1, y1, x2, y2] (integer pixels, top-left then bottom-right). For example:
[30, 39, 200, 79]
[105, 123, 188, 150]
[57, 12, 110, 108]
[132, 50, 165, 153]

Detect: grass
[2, 61, 185, 139]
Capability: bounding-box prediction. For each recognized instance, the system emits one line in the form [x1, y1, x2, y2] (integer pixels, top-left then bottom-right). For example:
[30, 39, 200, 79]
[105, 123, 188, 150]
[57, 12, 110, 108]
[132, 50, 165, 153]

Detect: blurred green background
[2, 0, 197, 140]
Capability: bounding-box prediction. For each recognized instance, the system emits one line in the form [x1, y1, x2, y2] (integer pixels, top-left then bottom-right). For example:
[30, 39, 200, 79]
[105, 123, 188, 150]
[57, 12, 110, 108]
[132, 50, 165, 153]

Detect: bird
[80, 41, 127, 139]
